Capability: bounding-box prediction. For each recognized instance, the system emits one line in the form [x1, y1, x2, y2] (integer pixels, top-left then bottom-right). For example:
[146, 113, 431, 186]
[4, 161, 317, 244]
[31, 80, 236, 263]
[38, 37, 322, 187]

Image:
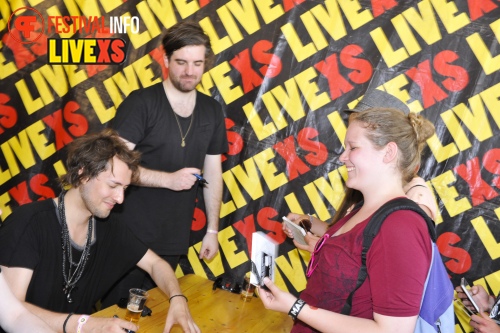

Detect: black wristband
[63, 312, 74, 333]
[169, 294, 188, 303]
[288, 298, 306, 320]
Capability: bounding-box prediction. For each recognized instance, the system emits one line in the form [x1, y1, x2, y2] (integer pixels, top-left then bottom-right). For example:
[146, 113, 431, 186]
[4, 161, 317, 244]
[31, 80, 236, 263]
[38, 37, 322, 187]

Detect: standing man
[0, 130, 200, 333]
[104, 21, 228, 305]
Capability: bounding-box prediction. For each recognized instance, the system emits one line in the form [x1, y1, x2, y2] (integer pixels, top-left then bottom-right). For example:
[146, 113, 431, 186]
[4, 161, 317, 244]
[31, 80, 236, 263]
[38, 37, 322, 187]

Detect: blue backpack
[341, 198, 455, 333]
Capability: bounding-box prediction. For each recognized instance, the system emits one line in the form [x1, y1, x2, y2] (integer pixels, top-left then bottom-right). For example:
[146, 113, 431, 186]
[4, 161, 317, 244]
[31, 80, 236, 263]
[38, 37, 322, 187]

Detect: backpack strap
[341, 197, 436, 315]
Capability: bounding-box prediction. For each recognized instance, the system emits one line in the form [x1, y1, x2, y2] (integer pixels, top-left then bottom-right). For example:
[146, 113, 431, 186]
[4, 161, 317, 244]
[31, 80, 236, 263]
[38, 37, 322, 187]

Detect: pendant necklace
[172, 109, 194, 147]
[164, 83, 195, 148]
[58, 190, 93, 303]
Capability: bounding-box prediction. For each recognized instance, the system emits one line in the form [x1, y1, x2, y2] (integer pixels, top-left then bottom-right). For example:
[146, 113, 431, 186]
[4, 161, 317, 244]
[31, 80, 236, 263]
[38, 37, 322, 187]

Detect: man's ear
[383, 142, 398, 163]
[163, 55, 169, 69]
[78, 168, 89, 184]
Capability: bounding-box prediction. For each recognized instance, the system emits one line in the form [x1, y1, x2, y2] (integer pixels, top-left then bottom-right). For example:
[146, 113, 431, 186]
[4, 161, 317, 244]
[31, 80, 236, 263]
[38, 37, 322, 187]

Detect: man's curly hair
[60, 129, 141, 188]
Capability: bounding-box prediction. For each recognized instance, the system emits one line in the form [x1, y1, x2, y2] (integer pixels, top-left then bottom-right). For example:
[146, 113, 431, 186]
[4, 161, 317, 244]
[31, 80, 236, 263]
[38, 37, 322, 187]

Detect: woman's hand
[257, 277, 297, 314]
[282, 213, 308, 239]
[294, 232, 320, 253]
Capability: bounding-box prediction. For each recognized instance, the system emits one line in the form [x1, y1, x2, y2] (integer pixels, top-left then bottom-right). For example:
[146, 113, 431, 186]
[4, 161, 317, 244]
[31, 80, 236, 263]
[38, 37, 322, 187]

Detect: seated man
[0, 129, 199, 333]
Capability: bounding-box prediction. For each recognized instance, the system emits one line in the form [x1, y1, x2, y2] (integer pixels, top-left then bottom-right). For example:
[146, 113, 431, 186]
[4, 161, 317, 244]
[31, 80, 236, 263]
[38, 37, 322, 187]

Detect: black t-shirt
[0, 200, 148, 314]
[110, 83, 228, 255]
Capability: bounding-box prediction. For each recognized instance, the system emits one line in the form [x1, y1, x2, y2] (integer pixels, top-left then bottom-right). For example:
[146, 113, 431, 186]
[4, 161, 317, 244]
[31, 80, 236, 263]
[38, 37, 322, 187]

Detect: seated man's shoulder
[2, 200, 55, 228]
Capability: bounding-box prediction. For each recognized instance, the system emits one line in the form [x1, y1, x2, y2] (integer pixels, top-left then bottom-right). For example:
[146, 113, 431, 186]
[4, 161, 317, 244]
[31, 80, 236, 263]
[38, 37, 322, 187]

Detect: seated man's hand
[163, 296, 200, 333]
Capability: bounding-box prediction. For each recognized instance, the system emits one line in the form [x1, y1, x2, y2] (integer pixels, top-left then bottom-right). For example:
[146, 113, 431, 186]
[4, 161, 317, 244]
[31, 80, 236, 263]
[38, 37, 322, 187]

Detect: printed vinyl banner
[1, 1, 500, 331]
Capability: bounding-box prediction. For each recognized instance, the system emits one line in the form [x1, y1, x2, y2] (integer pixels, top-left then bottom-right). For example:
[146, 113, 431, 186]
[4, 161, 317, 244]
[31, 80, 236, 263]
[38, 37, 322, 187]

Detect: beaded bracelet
[288, 298, 306, 320]
[76, 315, 89, 333]
[62, 312, 74, 333]
[206, 229, 218, 234]
[169, 294, 188, 303]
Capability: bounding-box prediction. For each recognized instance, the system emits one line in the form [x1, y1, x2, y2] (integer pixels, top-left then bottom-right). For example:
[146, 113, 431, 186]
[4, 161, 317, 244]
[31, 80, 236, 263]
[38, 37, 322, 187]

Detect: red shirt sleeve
[367, 210, 432, 316]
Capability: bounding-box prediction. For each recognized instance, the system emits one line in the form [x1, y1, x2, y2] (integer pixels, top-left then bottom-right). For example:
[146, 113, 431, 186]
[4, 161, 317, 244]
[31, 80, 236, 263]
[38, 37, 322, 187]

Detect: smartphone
[460, 277, 480, 314]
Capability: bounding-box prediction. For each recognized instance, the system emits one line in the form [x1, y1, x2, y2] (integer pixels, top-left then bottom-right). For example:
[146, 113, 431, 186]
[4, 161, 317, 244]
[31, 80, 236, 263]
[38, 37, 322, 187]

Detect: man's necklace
[171, 109, 194, 147]
[164, 83, 195, 147]
[58, 190, 93, 303]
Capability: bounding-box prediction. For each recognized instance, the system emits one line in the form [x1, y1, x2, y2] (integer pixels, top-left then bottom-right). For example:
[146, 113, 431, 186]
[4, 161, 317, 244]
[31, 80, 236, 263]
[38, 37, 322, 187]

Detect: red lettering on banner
[436, 232, 472, 275]
[230, 49, 263, 93]
[3, 31, 35, 68]
[315, 45, 372, 101]
[405, 59, 448, 108]
[8, 182, 32, 206]
[110, 39, 126, 63]
[371, 0, 398, 17]
[341, 44, 373, 84]
[42, 101, 88, 150]
[274, 136, 310, 180]
[283, 0, 306, 12]
[222, 118, 244, 163]
[43, 110, 74, 150]
[433, 50, 469, 92]
[315, 54, 353, 100]
[233, 215, 258, 254]
[2, 21, 47, 70]
[483, 149, 500, 188]
[191, 204, 207, 231]
[297, 128, 327, 166]
[47, 16, 108, 35]
[252, 40, 282, 78]
[150, 47, 169, 80]
[86, 31, 114, 77]
[257, 207, 286, 244]
[64, 101, 89, 137]
[0, 93, 18, 134]
[97, 39, 111, 63]
[468, 0, 498, 20]
[199, 0, 211, 8]
[454, 157, 498, 206]
[273, 128, 328, 180]
[8, 175, 55, 205]
[30, 174, 55, 200]
[230, 40, 283, 93]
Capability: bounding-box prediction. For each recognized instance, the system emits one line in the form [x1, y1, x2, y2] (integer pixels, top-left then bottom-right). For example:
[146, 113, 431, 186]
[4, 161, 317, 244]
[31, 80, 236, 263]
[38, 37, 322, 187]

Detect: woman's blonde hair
[348, 107, 435, 184]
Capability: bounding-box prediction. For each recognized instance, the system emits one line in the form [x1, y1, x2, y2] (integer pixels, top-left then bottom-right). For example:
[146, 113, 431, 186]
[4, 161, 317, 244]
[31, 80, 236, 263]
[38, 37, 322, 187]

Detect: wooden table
[93, 274, 293, 332]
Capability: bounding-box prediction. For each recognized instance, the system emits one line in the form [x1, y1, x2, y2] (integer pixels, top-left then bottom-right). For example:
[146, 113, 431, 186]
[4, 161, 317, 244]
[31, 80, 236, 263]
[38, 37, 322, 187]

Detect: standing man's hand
[169, 168, 201, 190]
[199, 233, 218, 260]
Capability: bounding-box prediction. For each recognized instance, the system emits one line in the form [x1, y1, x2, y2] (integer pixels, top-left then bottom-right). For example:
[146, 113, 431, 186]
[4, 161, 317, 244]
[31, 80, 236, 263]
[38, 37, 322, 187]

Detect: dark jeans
[100, 255, 180, 309]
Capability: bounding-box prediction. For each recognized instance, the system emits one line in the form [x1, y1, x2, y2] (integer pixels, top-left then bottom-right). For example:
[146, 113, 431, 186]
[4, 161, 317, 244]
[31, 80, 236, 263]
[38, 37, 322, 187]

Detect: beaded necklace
[58, 190, 93, 303]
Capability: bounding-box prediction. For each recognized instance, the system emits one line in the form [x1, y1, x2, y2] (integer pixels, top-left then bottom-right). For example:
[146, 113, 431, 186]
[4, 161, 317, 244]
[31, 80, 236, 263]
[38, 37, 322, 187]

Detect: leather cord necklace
[172, 110, 194, 147]
[58, 190, 93, 303]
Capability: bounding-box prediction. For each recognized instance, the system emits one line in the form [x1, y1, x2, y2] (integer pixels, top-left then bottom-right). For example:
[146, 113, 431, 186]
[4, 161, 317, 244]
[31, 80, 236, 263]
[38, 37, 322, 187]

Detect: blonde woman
[259, 108, 444, 333]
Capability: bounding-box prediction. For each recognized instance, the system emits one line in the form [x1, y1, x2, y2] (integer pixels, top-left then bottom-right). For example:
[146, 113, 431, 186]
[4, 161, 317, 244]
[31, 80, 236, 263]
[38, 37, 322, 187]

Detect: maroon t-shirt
[292, 208, 432, 332]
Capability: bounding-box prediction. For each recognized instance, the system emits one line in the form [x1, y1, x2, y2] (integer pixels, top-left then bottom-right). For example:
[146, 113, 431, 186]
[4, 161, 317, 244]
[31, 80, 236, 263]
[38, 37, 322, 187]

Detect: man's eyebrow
[109, 179, 129, 186]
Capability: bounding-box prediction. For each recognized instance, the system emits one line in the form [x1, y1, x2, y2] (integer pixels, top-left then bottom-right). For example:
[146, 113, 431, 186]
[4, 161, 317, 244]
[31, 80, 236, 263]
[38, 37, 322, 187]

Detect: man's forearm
[24, 302, 71, 333]
[134, 166, 172, 188]
[150, 261, 183, 297]
[203, 173, 223, 231]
